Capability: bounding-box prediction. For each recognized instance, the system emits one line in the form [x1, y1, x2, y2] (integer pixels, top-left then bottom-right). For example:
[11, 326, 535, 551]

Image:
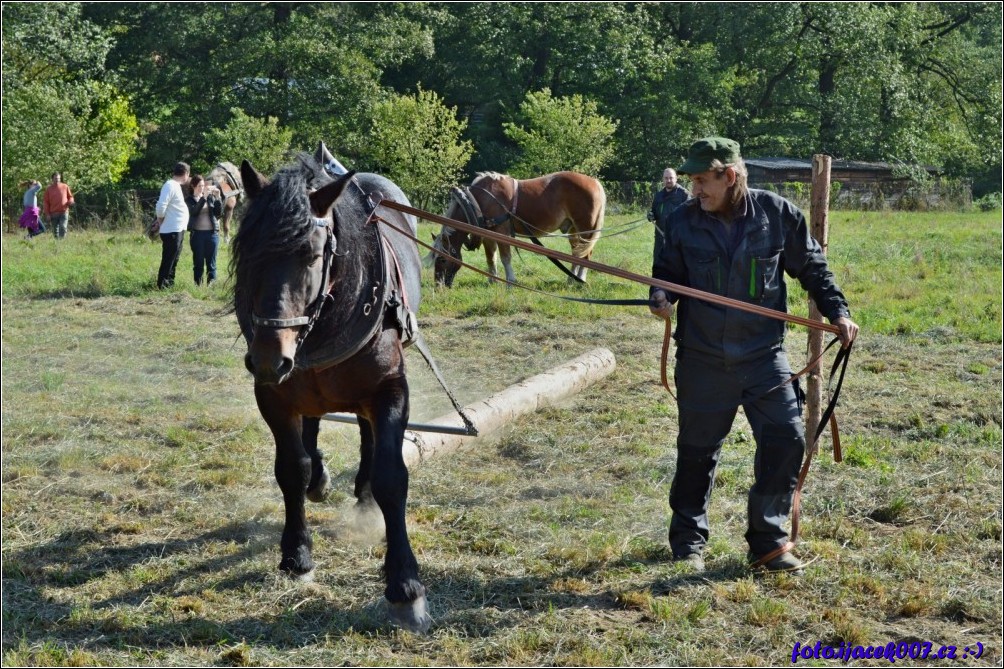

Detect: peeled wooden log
[399, 347, 616, 467]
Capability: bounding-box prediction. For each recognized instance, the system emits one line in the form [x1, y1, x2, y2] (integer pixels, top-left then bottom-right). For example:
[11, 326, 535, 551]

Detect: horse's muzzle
[245, 350, 295, 385]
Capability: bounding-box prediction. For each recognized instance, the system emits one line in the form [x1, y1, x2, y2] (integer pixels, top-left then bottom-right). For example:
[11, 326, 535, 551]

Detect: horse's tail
[574, 179, 605, 258]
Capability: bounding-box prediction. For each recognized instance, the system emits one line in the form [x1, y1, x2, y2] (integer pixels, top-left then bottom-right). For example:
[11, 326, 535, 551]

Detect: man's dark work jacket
[652, 189, 850, 364]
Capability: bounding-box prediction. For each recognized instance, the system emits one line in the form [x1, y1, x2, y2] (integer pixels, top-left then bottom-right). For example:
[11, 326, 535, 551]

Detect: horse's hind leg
[499, 243, 516, 285]
[568, 224, 598, 283]
[368, 380, 430, 634]
[303, 416, 330, 503]
[354, 416, 375, 507]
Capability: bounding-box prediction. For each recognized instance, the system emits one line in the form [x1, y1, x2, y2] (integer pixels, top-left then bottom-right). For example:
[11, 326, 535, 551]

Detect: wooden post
[806, 155, 832, 445]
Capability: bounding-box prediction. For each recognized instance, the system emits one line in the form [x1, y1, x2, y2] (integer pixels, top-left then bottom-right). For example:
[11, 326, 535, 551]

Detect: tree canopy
[3, 1, 1000, 208]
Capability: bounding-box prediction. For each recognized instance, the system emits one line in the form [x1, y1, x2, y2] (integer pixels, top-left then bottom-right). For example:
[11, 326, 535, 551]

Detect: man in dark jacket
[649, 168, 690, 260]
[649, 137, 858, 574]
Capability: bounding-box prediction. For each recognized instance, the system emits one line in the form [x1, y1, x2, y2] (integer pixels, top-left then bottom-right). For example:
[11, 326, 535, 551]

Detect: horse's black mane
[230, 154, 372, 307]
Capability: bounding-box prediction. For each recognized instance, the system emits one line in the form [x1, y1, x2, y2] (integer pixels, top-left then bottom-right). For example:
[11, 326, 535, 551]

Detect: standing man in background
[649, 167, 690, 259]
[43, 172, 75, 240]
[154, 162, 191, 289]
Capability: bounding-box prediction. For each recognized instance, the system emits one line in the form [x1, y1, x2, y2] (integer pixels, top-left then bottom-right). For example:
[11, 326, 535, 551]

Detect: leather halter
[250, 216, 337, 352]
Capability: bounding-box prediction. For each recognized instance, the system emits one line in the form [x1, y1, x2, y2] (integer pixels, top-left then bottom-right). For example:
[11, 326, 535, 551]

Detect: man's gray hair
[710, 157, 748, 208]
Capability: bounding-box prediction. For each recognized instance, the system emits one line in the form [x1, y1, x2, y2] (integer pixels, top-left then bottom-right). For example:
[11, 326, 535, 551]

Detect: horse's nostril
[277, 357, 294, 378]
[245, 353, 256, 375]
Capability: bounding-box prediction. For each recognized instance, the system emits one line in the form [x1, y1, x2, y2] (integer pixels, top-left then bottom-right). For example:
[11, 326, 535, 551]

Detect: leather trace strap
[367, 212, 479, 437]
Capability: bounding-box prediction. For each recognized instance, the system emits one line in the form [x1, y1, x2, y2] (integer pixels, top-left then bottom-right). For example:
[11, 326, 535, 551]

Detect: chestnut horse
[432, 171, 605, 287]
[231, 154, 430, 633]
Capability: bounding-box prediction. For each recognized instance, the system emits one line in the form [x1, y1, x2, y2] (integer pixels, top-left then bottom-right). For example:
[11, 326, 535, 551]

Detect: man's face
[689, 168, 735, 216]
[662, 169, 677, 190]
[51, 174, 61, 185]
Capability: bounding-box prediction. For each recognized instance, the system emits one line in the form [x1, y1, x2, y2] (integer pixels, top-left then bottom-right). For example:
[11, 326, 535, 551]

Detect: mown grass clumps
[2, 212, 1000, 665]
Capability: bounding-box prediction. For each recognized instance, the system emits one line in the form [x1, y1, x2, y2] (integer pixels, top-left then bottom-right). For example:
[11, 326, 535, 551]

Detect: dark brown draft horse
[231, 154, 430, 633]
[432, 171, 605, 287]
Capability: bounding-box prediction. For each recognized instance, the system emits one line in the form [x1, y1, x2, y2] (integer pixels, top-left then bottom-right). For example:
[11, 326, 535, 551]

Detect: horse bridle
[250, 216, 337, 352]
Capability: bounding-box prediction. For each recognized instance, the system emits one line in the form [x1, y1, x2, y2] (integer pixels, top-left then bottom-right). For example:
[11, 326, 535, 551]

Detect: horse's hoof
[306, 465, 331, 503]
[278, 550, 315, 579]
[387, 595, 431, 634]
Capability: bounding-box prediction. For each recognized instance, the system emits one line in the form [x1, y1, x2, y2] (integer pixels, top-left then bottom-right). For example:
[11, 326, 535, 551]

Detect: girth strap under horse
[379, 198, 853, 566]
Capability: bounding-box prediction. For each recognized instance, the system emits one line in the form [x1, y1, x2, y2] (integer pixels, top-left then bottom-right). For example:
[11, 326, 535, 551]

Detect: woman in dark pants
[185, 175, 224, 285]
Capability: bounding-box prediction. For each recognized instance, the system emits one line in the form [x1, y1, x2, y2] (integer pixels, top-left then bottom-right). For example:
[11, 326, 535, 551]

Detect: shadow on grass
[3, 516, 759, 652]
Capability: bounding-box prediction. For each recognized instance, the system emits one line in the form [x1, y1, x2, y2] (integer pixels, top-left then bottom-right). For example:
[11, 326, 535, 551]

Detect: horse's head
[433, 197, 474, 288]
[432, 227, 466, 288]
[232, 157, 355, 385]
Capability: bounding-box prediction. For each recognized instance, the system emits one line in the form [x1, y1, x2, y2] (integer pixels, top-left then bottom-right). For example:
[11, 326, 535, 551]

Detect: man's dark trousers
[158, 231, 185, 289]
[669, 347, 806, 558]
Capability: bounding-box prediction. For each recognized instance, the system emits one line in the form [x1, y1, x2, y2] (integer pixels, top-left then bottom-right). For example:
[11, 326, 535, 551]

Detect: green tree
[1, 2, 138, 209]
[358, 88, 473, 211]
[84, 3, 435, 184]
[204, 108, 293, 176]
[503, 89, 617, 178]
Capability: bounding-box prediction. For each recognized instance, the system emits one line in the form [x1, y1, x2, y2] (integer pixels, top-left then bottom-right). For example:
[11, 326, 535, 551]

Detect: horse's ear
[315, 141, 336, 166]
[310, 170, 356, 216]
[240, 160, 268, 199]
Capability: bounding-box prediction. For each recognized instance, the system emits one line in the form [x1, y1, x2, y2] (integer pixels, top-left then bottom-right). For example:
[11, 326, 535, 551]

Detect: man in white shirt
[155, 162, 191, 289]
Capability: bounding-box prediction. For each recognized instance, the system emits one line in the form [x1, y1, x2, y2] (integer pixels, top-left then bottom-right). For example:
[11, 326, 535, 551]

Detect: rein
[380, 198, 853, 566]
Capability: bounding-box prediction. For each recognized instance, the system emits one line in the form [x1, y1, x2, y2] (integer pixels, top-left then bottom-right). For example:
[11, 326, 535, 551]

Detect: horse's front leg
[256, 386, 315, 578]
[483, 238, 499, 282]
[367, 378, 430, 634]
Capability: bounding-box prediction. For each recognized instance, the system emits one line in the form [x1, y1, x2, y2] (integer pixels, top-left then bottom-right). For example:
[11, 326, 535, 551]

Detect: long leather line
[750, 341, 852, 569]
[379, 198, 854, 570]
[375, 213, 647, 307]
[379, 199, 841, 336]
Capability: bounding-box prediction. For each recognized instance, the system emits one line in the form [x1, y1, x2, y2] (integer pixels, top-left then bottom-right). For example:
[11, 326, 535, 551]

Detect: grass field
[2, 209, 1001, 666]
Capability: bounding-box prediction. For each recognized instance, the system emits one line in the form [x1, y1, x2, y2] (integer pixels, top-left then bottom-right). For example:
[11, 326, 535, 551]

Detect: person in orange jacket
[42, 172, 75, 239]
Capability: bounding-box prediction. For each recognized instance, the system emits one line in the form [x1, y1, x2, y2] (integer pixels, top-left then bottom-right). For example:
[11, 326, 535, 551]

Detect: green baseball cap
[678, 137, 742, 175]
